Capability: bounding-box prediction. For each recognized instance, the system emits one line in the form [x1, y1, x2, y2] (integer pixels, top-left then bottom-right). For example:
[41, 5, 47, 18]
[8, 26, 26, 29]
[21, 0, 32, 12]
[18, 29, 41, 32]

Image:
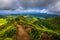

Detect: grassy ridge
[0, 16, 60, 40]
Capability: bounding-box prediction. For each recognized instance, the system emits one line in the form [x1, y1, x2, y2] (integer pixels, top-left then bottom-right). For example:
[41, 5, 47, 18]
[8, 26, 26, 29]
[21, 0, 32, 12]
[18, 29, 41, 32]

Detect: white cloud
[40, 9, 48, 13]
[15, 8, 48, 13]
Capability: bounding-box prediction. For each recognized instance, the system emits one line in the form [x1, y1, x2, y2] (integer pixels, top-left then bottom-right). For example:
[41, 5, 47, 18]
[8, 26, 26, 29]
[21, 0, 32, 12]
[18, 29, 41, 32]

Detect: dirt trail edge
[14, 21, 32, 40]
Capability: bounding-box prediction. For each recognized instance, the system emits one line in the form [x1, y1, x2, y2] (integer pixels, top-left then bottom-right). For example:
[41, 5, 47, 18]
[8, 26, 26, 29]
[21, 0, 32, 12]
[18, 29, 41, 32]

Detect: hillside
[0, 16, 60, 40]
[41, 16, 60, 31]
[0, 18, 7, 26]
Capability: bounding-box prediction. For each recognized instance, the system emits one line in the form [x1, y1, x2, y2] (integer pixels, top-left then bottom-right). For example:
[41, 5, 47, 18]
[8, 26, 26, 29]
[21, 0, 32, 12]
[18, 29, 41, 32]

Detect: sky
[0, 0, 60, 14]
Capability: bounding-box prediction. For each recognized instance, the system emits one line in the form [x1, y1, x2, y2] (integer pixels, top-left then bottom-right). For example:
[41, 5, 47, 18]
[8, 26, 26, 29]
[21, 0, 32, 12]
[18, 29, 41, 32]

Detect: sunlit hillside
[0, 18, 7, 26]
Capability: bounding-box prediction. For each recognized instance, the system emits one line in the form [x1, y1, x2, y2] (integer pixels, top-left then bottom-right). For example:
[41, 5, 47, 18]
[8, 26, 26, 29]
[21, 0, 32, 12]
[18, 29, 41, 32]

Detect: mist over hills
[0, 12, 60, 18]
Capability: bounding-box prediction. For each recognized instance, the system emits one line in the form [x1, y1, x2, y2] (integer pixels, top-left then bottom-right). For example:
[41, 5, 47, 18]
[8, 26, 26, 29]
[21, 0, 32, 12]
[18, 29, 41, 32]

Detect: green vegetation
[0, 16, 60, 40]
[0, 19, 7, 26]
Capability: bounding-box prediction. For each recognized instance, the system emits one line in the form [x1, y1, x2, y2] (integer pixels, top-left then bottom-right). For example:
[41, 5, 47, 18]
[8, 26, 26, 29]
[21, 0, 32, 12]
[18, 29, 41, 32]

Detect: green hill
[47, 16, 60, 32]
[0, 16, 60, 40]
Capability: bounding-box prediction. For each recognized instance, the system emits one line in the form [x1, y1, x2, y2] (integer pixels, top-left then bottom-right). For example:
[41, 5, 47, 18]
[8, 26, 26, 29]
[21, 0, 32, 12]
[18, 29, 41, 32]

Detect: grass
[0, 19, 7, 26]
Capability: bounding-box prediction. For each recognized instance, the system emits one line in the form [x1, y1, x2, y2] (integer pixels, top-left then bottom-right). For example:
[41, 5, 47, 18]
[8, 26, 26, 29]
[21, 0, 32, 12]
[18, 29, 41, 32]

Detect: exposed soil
[14, 21, 32, 40]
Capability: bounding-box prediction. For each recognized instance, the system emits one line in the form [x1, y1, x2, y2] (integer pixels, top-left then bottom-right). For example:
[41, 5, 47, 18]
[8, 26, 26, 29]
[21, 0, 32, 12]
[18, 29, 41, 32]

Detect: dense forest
[0, 16, 60, 40]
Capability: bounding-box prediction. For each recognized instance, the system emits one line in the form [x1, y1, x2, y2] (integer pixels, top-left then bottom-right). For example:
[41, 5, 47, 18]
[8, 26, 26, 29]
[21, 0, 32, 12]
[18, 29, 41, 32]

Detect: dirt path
[14, 21, 32, 40]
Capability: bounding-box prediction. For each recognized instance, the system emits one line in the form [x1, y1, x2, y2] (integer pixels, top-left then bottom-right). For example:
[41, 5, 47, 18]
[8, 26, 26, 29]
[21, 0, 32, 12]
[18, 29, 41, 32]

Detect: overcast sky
[0, 0, 60, 14]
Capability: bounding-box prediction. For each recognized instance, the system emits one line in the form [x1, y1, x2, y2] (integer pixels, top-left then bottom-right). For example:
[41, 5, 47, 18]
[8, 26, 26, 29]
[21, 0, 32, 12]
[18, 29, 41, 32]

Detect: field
[0, 16, 60, 40]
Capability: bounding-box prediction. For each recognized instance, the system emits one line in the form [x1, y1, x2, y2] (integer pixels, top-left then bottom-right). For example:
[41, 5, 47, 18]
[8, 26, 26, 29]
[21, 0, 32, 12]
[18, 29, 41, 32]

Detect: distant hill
[0, 12, 60, 18]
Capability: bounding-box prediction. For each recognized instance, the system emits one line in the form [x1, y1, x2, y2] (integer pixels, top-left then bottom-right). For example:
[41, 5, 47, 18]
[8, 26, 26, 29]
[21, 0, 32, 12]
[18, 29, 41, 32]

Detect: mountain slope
[0, 16, 60, 40]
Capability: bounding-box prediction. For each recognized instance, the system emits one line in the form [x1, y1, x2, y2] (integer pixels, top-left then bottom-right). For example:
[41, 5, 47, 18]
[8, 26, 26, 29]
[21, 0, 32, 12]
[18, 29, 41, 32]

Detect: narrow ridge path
[14, 21, 32, 40]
